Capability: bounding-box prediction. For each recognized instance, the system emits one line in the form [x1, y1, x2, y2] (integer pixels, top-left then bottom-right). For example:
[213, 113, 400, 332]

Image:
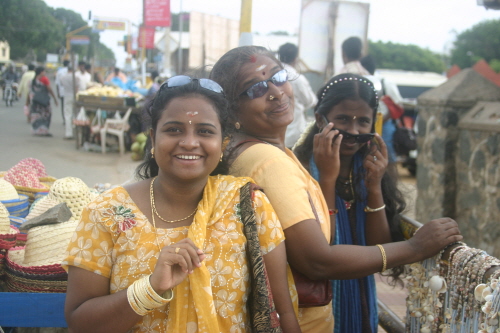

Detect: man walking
[55, 60, 70, 124]
[60, 67, 79, 140]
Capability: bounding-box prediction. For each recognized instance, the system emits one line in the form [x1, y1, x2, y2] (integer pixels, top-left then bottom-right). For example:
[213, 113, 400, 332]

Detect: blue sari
[309, 153, 378, 333]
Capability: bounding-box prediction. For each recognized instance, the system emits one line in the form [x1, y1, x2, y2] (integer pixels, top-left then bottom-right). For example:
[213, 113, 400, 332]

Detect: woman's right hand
[408, 218, 463, 260]
[313, 121, 342, 181]
[149, 238, 206, 295]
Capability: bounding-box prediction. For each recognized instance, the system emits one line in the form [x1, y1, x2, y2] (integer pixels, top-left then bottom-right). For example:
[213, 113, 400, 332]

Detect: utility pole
[178, 0, 184, 75]
[239, 0, 253, 46]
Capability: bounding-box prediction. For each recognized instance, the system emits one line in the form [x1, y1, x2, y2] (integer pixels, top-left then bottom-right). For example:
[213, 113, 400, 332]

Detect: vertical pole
[164, 27, 171, 76]
[178, 0, 183, 75]
[239, 0, 253, 46]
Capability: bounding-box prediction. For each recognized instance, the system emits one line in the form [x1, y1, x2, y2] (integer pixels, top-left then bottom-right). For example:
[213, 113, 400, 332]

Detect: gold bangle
[376, 244, 387, 272]
[364, 204, 386, 213]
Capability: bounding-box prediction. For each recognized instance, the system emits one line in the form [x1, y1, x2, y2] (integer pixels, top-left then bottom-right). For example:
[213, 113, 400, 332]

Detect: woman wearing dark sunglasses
[63, 77, 300, 333]
[210, 46, 462, 333]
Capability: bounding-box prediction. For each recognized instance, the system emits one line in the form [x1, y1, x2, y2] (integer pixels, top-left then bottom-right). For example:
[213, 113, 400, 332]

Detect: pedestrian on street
[17, 63, 36, 122]
[210, 45, 463, 333]
[60, 67, 79, 140]
[55, 60, 70, 124]
[29, 66, 58, 137]
[336, 36, 370, 76]
[278, 43, 317, 149]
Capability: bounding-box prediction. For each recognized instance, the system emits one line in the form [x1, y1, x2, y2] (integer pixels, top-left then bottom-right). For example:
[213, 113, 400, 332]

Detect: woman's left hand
[363, 133, 388, 190]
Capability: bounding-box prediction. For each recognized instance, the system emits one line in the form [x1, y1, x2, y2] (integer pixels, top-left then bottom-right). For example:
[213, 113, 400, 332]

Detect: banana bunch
[81, 86, 125, 97]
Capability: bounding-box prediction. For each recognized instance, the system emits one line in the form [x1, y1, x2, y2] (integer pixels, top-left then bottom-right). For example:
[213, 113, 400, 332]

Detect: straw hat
[15, 158, 47, 178]
[25, 195, 61, 220]
[0, 178, 19, 201]
[46, 177, 92, 221]
[4, 169, 46, 189]
[7, 219, 78, 267]
[0, 202, 16, 235]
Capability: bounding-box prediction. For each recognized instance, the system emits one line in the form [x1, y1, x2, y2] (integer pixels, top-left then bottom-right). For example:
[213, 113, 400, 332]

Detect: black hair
[114, 67, 120, 75]
[28, 64, 35, 71]
[342, 36, 363, 61]
[294, 73, 406, 285]
[63, 60, 70, 67]
[135, 79, 230, 179]
[85, 63, 91, 71]
[209, 45, 283, 127]
[278, 43, 298, 64]
[360, 55, 376, 75]
[151, 70, 159, 80]
[32, 66, 45, 87]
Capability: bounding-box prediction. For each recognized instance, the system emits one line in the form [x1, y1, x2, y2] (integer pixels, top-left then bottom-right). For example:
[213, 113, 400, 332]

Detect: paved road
[0, 97, 141, 187]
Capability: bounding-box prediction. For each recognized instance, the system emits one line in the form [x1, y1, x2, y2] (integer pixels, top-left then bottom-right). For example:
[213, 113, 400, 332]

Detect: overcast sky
[44, 0, 499, 67]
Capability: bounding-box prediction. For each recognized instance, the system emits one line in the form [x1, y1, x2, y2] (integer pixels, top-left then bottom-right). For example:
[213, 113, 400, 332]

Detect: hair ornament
[320, 76, 378, 102]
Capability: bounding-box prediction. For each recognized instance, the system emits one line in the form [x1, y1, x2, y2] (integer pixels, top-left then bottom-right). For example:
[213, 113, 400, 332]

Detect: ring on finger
[175, 247, 181, 254]
[373, 155, 377, 162]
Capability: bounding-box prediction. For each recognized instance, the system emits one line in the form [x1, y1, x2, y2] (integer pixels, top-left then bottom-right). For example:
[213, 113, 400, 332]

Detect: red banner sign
[139, 26, 156, 49]
[144, 0, 171, 27]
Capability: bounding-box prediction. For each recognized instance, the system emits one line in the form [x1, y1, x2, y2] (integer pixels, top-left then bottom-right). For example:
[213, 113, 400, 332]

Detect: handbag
[291, 192, 333, 308]
[393, 118, 417, 155]
[32, 88, 50, 106]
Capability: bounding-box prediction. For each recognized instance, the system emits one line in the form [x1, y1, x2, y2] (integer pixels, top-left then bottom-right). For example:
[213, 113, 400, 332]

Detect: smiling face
[236, 55, 294, 138]
[151, 95, 222, 183]
[320, 99, 374, 156]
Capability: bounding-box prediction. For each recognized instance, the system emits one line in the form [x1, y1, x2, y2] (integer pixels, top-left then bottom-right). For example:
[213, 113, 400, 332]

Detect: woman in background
[30, 66, 58, 137]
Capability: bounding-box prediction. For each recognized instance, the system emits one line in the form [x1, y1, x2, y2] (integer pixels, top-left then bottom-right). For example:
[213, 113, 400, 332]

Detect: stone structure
[455, 101, 500, 257]
[415, 69, 500, 224]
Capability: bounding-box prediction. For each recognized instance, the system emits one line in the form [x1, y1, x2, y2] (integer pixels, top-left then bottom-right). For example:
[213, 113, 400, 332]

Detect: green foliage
[450, 19, 500, 69]
[0, 0, 65, 60]
[0, 0, 114, 63]
[367, 40, 446, 73]
[490, 59, 500, 73]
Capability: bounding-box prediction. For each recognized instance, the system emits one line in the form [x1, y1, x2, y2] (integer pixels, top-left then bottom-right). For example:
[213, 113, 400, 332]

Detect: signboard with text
[138, 26, 156, 49]
[143, 0, 171, 27]
[94, 20, 126, 31]
[70, 35, 90, 45]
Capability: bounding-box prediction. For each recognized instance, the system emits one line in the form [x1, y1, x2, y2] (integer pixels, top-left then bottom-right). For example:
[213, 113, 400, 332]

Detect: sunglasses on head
[240, 69, 288, 99]
[321, 115, 375, 144]
[159, 75, 224, 94]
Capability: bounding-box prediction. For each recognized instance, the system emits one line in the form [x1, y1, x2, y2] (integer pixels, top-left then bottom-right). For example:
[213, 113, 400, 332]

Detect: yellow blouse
[230, 144, 334, 332]
[63, 175, 292, 333]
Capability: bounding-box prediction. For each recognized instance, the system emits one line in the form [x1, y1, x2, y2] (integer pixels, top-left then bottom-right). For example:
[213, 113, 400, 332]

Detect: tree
[367, 40, 446, 73]
[0, 0, 64, 60]
[0, 0, 114, 63]
[450, 19, 500, 71]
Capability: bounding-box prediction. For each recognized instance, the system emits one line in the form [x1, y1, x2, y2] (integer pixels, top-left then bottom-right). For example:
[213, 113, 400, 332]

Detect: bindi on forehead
[186, 111, 198, 117]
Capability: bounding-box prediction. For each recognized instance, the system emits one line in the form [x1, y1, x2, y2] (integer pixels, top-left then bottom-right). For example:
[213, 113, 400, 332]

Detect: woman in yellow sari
[63, 77, 300, 332]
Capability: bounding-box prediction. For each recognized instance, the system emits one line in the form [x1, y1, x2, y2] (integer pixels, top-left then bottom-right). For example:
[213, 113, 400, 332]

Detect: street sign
[70, 36, 90, 45]
[144, 0, 171, 27]
[94, 20, 126, 31]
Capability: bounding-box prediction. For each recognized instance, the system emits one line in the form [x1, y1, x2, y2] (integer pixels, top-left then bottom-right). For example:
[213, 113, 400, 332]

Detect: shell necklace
[149, 176, 197, 223]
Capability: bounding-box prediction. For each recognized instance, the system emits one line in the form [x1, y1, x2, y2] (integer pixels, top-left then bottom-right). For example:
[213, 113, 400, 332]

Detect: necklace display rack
[400, 216, 500, 333]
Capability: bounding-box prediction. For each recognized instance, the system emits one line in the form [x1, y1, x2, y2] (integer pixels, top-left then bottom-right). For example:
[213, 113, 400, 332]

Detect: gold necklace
[149, 176, 197, 223]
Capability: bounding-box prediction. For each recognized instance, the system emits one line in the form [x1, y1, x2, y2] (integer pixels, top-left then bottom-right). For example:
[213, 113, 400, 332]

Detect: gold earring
[220, 153, 223, 162]
[269, 95, 275, 101]
[235, 122, 240, 130]
[151, 147, 155, 158]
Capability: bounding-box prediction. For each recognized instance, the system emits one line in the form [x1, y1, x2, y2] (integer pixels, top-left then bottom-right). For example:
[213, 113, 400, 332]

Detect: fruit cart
[73, 86, 144, 151]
